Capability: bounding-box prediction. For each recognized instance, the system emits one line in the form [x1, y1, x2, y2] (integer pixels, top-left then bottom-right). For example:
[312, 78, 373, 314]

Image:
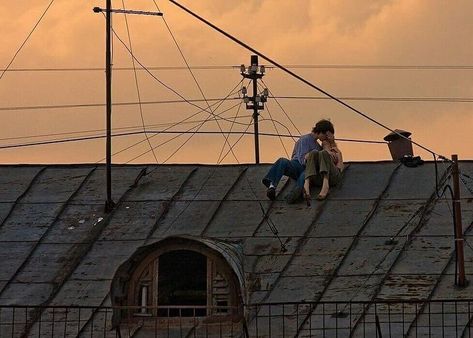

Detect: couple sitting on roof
[262, 119, 345, 204]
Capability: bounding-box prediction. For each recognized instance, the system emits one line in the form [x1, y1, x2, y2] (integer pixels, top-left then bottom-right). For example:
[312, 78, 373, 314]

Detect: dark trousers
[264, 158, 305, 188]
[305, 150, 341, 187]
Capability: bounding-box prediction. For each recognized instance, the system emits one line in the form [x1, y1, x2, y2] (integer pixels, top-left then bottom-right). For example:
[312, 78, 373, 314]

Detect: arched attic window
[112, 237, 243, 324]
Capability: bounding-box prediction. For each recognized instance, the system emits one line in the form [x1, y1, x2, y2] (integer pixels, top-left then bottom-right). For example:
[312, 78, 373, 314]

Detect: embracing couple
[262, 119, 344, 204]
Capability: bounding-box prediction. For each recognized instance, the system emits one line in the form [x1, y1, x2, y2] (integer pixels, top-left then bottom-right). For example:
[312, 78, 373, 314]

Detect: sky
[0, 0, 472, 164]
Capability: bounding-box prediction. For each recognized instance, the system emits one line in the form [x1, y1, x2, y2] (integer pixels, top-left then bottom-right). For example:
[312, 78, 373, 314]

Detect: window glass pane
[158, 250, 207, 316]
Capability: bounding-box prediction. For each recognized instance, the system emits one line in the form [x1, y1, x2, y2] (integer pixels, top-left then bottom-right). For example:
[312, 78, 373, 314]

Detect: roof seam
[294, 163, 402, 336]
[0, 166, 46, 230]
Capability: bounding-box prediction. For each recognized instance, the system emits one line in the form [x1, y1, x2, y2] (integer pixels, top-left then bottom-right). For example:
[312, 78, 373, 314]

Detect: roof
[0, 161, 473, 336]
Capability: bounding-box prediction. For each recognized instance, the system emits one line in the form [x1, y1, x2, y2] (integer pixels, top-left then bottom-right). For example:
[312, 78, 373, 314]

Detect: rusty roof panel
[285, 237, 353, 276]
[361, 200, 426, 236]
[265, 276, 327, 303]
[308, 200, 376, 237]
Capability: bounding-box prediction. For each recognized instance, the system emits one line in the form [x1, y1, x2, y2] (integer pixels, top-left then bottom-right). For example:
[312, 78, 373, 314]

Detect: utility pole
[241, 55, 268, 164]
[452, 154, 467, 287]
[93, 4, 162, 212]
[105, 0, 115, 212]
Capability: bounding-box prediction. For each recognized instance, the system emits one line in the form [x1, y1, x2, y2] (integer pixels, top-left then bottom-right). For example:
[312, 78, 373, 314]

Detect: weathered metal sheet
[205, 200, 268, 238]
[0, 242, 35, 280]
[0, 282, 54, 305]
[384, 163, 441, 200]
[308, 200, 376, 237]
[329, 162, 398, 200]
[150, 201, 220, 238]
[72, 167, 144, 203]
[125, 165, 196, 201]
[0, 166, 43, 202]
[176, 166, 243, 201]
[99, 201, 163, 241]
[13, 243, 85, 283]
[225, 165, 272, 200]
[361, 200, 426, 236]
[70, 240, 141, 280]
[284, 237, 353, 277]
[21, 167, 92, 203]
[41, 204, 106, 244]
[49, 280, 111, 306]
[0, 203, 63, 242]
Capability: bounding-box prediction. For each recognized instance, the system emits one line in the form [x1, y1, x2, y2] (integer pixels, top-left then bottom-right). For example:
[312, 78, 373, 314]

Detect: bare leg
[317, 174, 330, 199]
[304, 178, 311, 197]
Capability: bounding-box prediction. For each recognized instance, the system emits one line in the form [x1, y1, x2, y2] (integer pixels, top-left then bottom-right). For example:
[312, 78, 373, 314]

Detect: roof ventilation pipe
[383, 129, 413, 161]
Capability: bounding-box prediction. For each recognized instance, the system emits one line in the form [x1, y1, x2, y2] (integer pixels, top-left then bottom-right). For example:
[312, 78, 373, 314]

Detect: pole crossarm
[93, 7, 163, 16]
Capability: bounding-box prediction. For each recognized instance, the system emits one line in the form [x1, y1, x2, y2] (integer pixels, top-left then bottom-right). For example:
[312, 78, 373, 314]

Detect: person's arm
[335, 148, 344, 171]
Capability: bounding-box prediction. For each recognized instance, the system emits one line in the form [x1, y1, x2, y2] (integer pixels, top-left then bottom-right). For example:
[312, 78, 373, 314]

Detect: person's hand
[304, 152, 311, 160]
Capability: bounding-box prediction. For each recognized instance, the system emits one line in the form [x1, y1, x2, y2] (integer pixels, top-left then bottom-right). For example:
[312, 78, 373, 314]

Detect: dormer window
[114, 238, 243, 325]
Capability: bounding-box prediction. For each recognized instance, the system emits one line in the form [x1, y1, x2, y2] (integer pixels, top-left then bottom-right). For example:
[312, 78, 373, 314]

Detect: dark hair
[312, 119, 334, 134]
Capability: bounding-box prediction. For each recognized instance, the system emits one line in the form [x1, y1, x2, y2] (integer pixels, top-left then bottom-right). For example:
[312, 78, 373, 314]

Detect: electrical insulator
[244, 97, 250, 103]
[263, 88, 269, 97]
[242, 86, 247, 95]
[260, 65, 265, 74]
[240, 64, 246, 73]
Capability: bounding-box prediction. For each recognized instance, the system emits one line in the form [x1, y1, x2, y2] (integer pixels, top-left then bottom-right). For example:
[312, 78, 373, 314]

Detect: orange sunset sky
[1, 0, 472, 164]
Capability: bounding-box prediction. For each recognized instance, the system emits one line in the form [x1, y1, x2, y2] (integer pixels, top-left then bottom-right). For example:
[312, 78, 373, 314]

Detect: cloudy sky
[0, 0, 472, 164]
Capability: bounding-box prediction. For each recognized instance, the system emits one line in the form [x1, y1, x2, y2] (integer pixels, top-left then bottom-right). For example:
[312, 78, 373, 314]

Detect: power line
[168, 0, 449, 160]
[3, 64, 473, 73]
[121, 0, 159, 164]
[0, 0, 56, 80]
[0, 97, 241, 111]
[0, 114, 253, 143]
[151, 0, 239, 164]
[270, 96, 473, 103]
[3, 95, 471, 113]
[0, 130, 385, 151]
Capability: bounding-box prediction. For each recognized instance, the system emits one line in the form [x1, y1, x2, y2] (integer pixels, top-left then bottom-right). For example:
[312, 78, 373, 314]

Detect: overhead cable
[4, 64, 473, 73]
[0, 0, 56, 80]
[168, 0, 450, 159]
[0, 130, 386, 151]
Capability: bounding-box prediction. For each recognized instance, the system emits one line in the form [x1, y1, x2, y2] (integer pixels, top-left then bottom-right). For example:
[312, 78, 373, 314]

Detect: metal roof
[0, 161, 472, 336]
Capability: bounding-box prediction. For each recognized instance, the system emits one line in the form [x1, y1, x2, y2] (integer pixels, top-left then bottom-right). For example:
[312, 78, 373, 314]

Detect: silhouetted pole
[105, 0, 115, 212]
[252, 57, 260, 164]
[240, 55, 268, 164]
[452, 154, 466, 286]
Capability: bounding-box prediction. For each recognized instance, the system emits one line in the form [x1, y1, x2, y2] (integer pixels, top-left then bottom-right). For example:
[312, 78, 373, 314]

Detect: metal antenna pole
[105, 0, 115, 212]
[251, 55, 260, 164]
[240, 55, 267, 164]
[452, 154, 466, 286]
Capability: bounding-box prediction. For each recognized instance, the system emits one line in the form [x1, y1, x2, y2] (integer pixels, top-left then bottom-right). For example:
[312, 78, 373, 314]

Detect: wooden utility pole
[105, 0, 115, 212]
[240, 55, 268, 164]
[452, 154, 466, 286]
